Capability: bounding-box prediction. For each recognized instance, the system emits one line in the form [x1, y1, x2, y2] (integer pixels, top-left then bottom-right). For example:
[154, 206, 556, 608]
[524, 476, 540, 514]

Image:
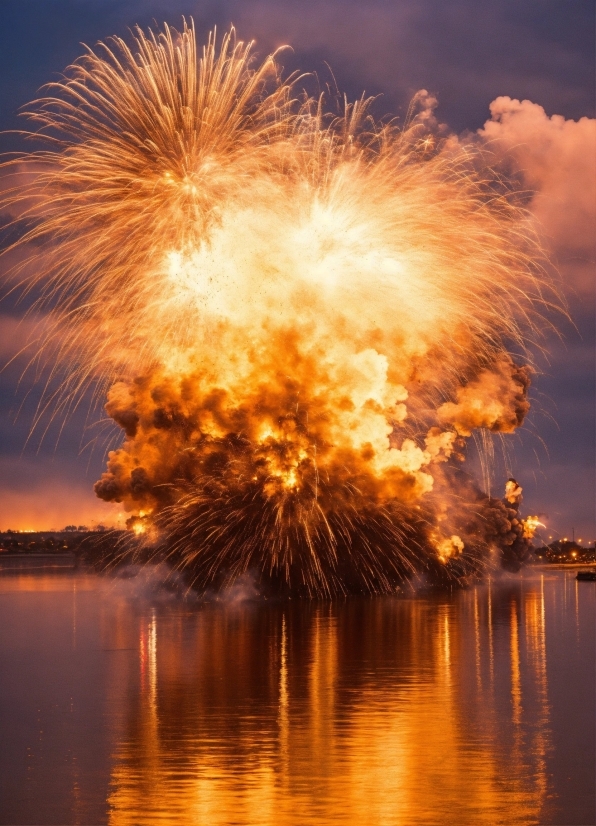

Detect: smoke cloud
[437, 357, 531, 437]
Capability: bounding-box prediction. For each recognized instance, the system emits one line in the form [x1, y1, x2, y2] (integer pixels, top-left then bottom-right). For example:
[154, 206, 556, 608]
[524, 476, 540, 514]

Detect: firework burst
[1, 21, 556, 595]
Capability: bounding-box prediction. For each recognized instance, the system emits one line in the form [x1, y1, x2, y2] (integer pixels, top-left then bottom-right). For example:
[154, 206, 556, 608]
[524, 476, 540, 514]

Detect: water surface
[0, 568, 593, 825]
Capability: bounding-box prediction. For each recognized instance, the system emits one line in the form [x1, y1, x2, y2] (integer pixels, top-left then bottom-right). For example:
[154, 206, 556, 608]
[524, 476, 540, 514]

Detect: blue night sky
[0, 1, 594, 540]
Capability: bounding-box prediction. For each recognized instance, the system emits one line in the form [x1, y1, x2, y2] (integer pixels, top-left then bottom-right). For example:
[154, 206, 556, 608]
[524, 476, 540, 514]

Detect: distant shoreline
[0, 553, 79, 570]
[0, 555, 593, 576]
[530, 561, 596, 570]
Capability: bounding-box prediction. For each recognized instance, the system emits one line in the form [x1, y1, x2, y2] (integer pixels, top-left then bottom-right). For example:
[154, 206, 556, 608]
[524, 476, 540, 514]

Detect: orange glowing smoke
[1, 22, 556, 594]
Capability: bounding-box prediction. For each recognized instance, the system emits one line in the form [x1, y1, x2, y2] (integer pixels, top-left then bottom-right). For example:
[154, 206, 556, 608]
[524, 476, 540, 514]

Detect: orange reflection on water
[510, 598, 522, 725]
[103, 580, 556, 826]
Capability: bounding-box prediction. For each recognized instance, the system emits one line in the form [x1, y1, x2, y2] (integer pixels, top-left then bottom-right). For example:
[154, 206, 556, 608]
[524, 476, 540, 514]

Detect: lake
[0, 566, 594, 825]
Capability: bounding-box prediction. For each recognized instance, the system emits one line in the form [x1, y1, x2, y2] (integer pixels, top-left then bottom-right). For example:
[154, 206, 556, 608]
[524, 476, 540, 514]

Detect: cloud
[437, 357, 531, 438]
[479, 98, 596, 294]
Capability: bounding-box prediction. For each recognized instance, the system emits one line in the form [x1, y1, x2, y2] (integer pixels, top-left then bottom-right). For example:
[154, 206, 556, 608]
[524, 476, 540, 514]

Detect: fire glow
[1, 22, 554, 595]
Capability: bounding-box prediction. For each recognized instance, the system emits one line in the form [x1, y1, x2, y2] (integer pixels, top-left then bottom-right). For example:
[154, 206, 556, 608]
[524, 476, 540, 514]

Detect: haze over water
[0, 568, 593, 825]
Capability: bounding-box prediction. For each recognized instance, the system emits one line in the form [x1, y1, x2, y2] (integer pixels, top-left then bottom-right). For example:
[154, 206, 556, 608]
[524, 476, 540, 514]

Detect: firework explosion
[2, 22, 554, 595]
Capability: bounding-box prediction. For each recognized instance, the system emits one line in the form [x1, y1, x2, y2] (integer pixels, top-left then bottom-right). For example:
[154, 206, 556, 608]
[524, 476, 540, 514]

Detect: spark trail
[1, 22, 555, 595]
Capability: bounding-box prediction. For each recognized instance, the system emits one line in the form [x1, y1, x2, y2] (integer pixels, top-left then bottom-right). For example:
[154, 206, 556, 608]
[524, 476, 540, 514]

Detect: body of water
[0, 567, 594, 825]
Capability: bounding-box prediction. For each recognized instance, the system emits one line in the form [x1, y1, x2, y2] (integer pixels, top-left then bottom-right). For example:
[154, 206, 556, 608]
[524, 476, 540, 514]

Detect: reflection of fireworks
[2, 23, 556, 595]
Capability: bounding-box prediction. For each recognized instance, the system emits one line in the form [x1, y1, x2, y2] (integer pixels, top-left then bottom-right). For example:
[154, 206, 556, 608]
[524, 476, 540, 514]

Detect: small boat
[576, 570, 596, 581]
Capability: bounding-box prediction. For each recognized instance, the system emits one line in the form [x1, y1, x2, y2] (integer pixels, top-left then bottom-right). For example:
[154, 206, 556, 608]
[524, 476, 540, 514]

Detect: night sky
[0, 1, 594, 540]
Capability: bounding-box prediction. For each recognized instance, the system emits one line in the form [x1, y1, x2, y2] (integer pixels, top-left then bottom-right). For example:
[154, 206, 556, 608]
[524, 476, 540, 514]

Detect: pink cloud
[479, 98, 596, 295]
